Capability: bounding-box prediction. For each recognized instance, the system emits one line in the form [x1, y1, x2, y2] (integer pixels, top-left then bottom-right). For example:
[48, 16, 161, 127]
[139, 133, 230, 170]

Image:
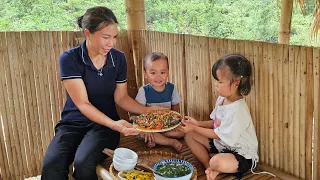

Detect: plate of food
[130, 110, 182, 132]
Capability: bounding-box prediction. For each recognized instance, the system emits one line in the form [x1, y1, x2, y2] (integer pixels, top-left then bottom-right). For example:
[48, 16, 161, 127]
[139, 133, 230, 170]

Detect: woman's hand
[113, 120, 140, 136]
[184, 116, 199, 126]
[177, 119, 196, 133]
[145, 106, 168, 113]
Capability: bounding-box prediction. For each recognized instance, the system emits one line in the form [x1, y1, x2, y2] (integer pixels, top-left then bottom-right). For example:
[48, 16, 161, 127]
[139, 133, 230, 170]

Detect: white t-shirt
[210, 96, 259, 161]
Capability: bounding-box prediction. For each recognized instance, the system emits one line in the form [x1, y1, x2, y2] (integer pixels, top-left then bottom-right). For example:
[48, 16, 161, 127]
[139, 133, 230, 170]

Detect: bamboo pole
[125, 0, 146, 30]
[278, 0, 293, 44]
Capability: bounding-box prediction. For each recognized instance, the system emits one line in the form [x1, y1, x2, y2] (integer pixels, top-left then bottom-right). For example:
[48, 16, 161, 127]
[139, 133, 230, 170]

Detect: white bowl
[113, 156, 136, 166]
[113, 153, 137, 164]
[113, 160, 136, 172]
[152, 159, 193, 180]
[114, 148, 138, 160]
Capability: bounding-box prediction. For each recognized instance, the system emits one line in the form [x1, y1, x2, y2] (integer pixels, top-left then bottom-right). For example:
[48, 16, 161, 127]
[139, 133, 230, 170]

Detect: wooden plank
[305, 47, 313, 180]
[258, 42, 265, 163]
[288, 46, 294, 175]
[276, 44, 284, 170]
[20, 31, 38, 175]
[262, 42, 269, 165]
[313, 48, 320, 180]
[6, 32, 24, 179]
[313, 47, 320, 180]
[14, 32, 32, 177]
[293, 46, 301, 178]
[26, 32, 42, 173]
[282, 44, 289, 173]
[267, 43, 274, 167]
[272, 44, 280, 169]
[0, 32, 11, 180]
[30, 32, 45, 164]
[299, 46, 307, 179]
[209, 38, 217, 110]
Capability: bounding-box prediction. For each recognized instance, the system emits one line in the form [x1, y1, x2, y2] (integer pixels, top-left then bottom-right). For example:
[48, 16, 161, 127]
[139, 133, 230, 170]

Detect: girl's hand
[145, 106, 168, 113]
[184, 116, 199, 126]
[113, 120, 140, 136]
[177, 119, 196, 133]
[140, 132, 155, 144]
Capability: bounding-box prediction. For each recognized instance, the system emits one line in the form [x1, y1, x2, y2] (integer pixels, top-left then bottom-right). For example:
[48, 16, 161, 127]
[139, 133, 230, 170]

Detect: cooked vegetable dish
[155, 163, 191, 177]
[131, 110, 182, 131]
[119, 169, 154, 180]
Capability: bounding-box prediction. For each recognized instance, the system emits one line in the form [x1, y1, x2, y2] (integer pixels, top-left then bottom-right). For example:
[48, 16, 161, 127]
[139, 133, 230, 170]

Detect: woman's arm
[114, 83, 164, 114]
[63, 79, 138, 135]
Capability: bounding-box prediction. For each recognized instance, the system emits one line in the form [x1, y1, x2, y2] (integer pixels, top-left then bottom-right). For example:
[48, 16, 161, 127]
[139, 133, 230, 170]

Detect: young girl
[178, 54, 258, 180]
[135, 52, 185, 152]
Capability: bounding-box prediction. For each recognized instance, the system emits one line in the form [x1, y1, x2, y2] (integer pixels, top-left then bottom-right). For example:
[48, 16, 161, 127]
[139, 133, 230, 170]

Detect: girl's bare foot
[205, 168, 219, 180]
[172, 139, 183, 152]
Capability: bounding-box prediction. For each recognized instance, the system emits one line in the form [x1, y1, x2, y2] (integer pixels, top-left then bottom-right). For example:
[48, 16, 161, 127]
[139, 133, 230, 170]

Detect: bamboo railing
[0, 31, 319, 180]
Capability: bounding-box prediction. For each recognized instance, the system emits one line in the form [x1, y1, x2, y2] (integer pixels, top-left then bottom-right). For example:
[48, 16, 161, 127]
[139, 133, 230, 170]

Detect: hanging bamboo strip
[14, 32, 32, 177]
[30, 32, 45, 164]
[208, 38, 217, 109]
[257, 42, 265, 164]
[263, 42, 269, 165]
[0, 31, 11, 180]
[313, 48, 320, 180]
[47, 31, 60, 131]
[293, 46, 301, 178]
[21, 31, 39, 175]
[6, 32, 25, 179]
[252, 41, 260, 143]
[282, 44, 290, 173]
[54, 31, 64, 116]
[272, 44, 280, 169]
[305, 47, 314, 180]
[267, 43, 274, 167]
[299, 47, 307, 179]
[43, 31, 56, 138]
[288, 46, 295, 175]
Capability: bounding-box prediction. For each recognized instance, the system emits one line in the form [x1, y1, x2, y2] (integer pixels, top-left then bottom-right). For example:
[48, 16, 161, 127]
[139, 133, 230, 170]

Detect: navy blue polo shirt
[59, 40, 127, 121]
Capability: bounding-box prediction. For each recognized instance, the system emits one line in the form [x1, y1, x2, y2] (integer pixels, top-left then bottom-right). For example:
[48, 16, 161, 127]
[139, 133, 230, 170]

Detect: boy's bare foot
[172, 139, 183, 152]
[147, 141, 156, 148]
[205, 168, 219, 180]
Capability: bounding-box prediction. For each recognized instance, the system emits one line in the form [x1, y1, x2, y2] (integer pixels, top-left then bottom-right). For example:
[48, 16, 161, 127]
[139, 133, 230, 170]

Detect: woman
[41, 6, 162, 180]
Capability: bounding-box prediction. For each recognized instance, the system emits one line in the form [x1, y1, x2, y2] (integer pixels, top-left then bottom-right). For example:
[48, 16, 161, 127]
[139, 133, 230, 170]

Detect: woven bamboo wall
[0, 31, 319, 179]
[129, 30, 318, 180]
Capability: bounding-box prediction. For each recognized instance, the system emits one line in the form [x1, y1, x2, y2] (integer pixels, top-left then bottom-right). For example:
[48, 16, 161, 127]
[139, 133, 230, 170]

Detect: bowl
[114, 148, 138, 160]
[112, 148, 138, 171]
[113, 160, 136, 172]
[152, 159, 194, 180]
[113, 154, 137, 164]
[118, 170, 155, 180]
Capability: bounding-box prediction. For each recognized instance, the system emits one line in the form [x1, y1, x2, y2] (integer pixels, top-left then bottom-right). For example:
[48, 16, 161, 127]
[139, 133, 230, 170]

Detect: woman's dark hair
[77, 6, 118, 33]
[212, 54, 252, 96]
[143, 52, 169, 71]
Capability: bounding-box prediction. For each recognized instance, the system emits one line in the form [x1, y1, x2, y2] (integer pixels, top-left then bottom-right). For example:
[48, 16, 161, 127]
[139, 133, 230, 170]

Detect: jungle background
[0, 0, 318, 47]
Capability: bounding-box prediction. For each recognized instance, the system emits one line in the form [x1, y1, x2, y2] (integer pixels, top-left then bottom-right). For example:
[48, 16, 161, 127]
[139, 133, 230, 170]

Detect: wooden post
[278, 0, 293, 44]
[125, 0, 147, 87]
[125, 0, 146, 30]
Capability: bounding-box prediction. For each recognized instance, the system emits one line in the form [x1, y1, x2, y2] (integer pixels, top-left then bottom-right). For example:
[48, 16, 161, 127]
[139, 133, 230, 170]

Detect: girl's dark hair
[77, 6, 118, 33]
[143, 52, 169, 71]
[212, 54, 252, 96]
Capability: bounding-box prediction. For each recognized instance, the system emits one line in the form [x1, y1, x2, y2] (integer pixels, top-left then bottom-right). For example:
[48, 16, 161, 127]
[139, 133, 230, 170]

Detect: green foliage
[0, 0, 319, 46]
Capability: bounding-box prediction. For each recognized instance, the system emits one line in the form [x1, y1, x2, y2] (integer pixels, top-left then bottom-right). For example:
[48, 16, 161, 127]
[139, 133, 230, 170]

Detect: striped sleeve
[59, 52, 82, 81]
